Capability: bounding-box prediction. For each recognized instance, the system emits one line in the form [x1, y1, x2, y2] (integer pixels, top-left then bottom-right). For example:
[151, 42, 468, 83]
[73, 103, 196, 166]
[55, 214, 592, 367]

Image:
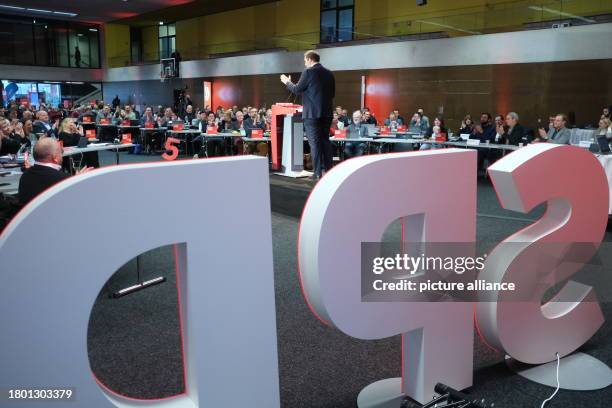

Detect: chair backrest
[570, 128, 594, 145]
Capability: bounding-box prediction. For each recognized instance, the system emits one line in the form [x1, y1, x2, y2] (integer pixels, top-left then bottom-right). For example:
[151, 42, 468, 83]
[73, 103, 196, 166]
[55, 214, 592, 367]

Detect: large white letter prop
[477, 144, 608, 364]
[299, 149, 477, 404]
[0, 157, 279, 408]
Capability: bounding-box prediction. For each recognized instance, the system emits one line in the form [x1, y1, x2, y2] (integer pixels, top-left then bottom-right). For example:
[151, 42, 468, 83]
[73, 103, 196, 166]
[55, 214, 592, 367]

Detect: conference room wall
[102, 59, 610, 129]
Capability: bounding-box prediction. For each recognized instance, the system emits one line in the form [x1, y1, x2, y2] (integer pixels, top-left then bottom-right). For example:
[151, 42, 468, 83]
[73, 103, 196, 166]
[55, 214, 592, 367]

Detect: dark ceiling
[0, 0, 277, 25]
[114, 0, 277, 26]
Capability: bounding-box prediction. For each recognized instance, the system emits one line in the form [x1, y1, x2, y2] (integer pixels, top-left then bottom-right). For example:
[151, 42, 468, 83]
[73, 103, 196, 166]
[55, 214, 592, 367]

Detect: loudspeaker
[417, 0, 427, 5]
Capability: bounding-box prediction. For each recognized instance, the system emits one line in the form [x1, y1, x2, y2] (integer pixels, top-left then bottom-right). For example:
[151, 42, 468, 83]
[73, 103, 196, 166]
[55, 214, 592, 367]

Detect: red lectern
[271, 103, 302, 171]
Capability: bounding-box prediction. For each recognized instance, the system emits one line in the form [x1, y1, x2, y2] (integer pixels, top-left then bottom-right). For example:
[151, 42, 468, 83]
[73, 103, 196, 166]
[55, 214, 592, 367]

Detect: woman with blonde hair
[58, 118, 99, 168]
[595, 117, 612, 139]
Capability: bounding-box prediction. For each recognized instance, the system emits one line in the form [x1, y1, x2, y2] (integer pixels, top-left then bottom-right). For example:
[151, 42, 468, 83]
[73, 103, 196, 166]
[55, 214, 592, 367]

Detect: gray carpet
[88, 151, 612, 407]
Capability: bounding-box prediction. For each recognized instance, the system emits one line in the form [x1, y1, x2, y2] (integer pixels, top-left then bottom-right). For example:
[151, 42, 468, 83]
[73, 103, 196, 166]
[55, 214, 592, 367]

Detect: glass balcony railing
[107, 0, 612, 68]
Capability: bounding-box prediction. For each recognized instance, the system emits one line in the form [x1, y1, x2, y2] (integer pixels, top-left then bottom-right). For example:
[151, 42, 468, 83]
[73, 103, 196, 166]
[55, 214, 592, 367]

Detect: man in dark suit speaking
[281, 50, 335, 181]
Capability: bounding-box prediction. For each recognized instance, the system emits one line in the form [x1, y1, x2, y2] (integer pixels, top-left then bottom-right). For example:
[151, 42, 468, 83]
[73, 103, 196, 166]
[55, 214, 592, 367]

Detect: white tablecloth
[597, 155, 612, 214]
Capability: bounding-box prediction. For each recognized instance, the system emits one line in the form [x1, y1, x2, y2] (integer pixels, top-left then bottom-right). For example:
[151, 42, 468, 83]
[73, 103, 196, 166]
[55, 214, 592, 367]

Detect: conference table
[0, 143, 136, 196]
[63, 143, 135, 165]
[166, 129, 202, 156]
[0, 170, 22, 196]
[596, 154, 612, 214]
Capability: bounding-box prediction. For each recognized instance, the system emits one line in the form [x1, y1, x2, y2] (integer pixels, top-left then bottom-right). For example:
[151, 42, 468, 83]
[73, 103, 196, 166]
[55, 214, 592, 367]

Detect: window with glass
[320, 0, 354, 43]
[1, 80, 103, 109]
[158, 23, 176, 60]
[0, 14, 100, 68]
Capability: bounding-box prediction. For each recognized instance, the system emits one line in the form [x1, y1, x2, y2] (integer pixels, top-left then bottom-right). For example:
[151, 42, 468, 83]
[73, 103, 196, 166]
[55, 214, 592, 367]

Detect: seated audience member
[495, 112, 527, 146]
[331, 112, 342, 133]
[425, 116, 447, 139]
[536, 114, 570, 144]
[184, 105, 196, 124]
[244, 107, 265, 137]
[11, 121, 33, 147]
[140, 106, 156, 127]
[393, 109, 405, 125]
[139, 106, 160, 153]
[218, 111, 237, 132]
[459, 115, 474, 135]
[344, 110, 369, 158]
[0, 118, 29, 155]
[595, 117, 612, 139]
[417, 108, 430, 129]
[362, 108, 378, 125]
[420, 117, 447, 150]
[264, 109, 273, 130]
[408, 112, 428, 134]
[18, 138, 92, 205]
[205, 112, 218, 130]
[244, 108, 268, 156]
[78, 106, 96, 123]
[194, 112, 225, 157]
[113, 109, 129, 125]
[472, 113, 496, 143]
[384, 112, 401, 130]
[21, 119, 37, 142]
[602, 106, 610, 120]
[96, 105, 113, 123]
[33, 110, 59, 138]
[157, 108, 176, 127]
[58, 118, 100, 168]
[22, 110, 34, 123]
[124, 105, 136, 121]
[469, 113, 497, 170]
[131, 104, 141, 120]
[231, 111, 246, 154]
[336, 106, 350, 127]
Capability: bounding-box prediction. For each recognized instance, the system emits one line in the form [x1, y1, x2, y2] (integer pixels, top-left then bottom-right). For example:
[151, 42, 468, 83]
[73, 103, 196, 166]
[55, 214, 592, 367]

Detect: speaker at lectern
[271, 103, 312, 178]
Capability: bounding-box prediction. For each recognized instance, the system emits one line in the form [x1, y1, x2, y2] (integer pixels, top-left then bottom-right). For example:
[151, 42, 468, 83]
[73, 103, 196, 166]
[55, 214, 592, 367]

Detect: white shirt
[36, 161, 62, 171]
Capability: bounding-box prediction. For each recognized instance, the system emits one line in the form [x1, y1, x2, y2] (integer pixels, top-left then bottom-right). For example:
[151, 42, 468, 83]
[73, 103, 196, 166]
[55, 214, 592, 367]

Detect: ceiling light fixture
[26, 8, 53, 14]
[159, 21, 164, 25]
[0, 4, 77, 17]
[53, 11, 77, 17]
[0, 5, 25, 11]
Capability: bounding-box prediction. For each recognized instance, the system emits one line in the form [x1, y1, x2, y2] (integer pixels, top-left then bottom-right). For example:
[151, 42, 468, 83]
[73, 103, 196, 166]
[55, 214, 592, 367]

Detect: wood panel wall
[103, 59, 611, 130]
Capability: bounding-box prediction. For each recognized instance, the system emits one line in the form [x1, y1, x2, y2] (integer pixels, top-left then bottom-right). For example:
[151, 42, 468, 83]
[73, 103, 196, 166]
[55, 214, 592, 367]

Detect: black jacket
[217, 120, 238, 133]
[58, 131, 81, 147]
[286, 63, 335, 119]
[32, 120, 57, 138]
[499, 123, 528, 146]
[18, 164, 70, 206]
[0, 134, 26, 155]
[243, 117, 265, 137]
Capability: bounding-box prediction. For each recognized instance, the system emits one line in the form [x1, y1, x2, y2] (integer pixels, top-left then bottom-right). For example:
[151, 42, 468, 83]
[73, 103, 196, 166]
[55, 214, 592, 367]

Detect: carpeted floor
[87, 151, 612, 407]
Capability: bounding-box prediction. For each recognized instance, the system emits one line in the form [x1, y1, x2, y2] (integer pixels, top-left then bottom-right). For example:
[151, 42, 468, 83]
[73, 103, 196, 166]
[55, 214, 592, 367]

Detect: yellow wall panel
[107, 0, 612, 64]
[142, 26, 159, 63]
[176, 18, 201, 60]
[104, 24, 130, 68]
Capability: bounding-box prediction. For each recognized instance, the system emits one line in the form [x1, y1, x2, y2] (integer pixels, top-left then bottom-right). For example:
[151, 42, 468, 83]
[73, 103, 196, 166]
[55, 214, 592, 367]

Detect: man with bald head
[18, 138, 91, 205]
